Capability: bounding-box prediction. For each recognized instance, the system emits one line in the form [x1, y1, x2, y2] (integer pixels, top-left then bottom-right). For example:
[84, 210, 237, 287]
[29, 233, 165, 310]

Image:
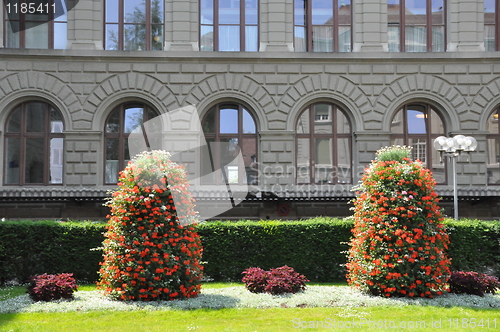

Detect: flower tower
[346, 146, 451, 298]
[97, 150, 203, 301]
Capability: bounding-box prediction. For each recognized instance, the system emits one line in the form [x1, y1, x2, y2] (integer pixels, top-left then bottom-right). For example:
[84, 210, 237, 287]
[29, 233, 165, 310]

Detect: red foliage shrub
[449, 271, 500, 296]
[97, 151, 203, 301]
[346, 146, 451, 298]
[27, 273, 78, 302]
[242, 265, 309, 295]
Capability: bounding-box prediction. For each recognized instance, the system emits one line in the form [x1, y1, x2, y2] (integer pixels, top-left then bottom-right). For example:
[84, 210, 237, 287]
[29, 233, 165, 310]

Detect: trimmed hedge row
[0, 218, 499, 284]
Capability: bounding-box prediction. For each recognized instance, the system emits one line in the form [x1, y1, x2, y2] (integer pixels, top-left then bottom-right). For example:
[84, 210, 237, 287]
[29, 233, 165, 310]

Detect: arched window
[388, 0, 445, 52]
[104, 103, 159, 184]
[200, 0, 259, 51]
[294, 0, 352, 52]
[4, 101, 64, 185]
[296, 103, 352, 184]
[487, 108, 500, 184]
[485, 0, 498, 51]
[201, 103, 258, 185]
[3, 0, 67, 49]
[390, 103, 446, 184]
[104, 0, 164, 50]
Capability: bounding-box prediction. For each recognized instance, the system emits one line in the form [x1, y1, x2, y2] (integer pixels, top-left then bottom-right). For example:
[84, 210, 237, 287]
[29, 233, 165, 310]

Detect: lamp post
[433, 135, 477, 220]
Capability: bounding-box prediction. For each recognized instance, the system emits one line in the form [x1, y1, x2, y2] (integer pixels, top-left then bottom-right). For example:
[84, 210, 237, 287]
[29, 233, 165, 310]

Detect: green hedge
[0, 221, 104, 284]
[0, 218, 499, 284]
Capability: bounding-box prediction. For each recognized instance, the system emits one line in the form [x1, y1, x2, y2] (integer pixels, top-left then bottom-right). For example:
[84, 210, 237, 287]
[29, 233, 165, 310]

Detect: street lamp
[433, 135, 477, 220]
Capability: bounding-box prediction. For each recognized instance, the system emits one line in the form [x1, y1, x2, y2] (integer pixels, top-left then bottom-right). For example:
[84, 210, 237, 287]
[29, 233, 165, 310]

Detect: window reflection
[105, 0, 164, 51]
[487, 109, 500, 184]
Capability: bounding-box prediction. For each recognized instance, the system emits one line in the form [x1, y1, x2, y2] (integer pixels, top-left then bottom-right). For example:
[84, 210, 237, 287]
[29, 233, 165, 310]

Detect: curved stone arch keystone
[0, 72, 77, 130]
[376, 74, 466, 132]
[183, 74, 275, 131]
[86, 72, 181, 131]
[281, 75, 369, 132]
[472, 78, 500, 131]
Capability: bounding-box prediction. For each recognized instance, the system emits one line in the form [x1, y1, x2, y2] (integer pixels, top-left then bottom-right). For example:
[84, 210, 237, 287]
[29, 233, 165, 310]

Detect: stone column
[260, 0, 293, 52]
[353, 0, 387, 52]
[449, 0, 485, 51]
[67, 0, 103, 50]
[165, 0, 198, 51]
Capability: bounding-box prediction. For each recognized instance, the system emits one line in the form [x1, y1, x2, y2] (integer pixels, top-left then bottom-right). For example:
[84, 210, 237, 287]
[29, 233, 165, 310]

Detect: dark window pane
[151, 0, 164, 22]
[243, 109, 256, 133]
[297, 138, 310, 183]
[124, 24, 146, 51]
[5, 137, 20, 184]
[25, 21, 49, 49]
[487, 138, 500, 184]
[55, 0, 68, 21]
[25, 138, 45, 183]
[201, 138, 216, 184]
[50, 108, 64, 133]
[5, 21, 20, 48]
[337, 138, 351, 184]
[431, 0, 444, 25]
[106, 109, 120, 133]
[50, 138, 64, 184]
[242, 137, 257, 184]
[26, 102, 46, 132]
[124, 0, 146, 24]
[105, 138, 120, 183]
[391, 109, 404, 134]
[407, 109, 426, 134]
[297, 109, 310, 133]
[151, 24, 163, 50]
[315, 138, 332, 184]
[314, 104, 332, 134]
[220, 107, 238, 133]
[7, 107, 21, 133]
[124, 107, 144, 133]
[5, 0, 19, 20]
[337, 110, 350, 134]
[203, 110, 216, 133]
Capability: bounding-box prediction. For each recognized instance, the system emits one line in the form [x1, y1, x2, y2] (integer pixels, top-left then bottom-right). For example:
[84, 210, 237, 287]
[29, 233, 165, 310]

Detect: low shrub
[449, 271, 500, 296]
[242, 265, 309, 295]
[27, 273, 78, 302]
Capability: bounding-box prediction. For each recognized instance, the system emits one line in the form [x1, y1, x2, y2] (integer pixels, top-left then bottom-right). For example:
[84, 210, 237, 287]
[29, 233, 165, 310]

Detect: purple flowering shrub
[27, 273, 78, 301]
[449, 271, 500, 296]
[242, 265, 309, 295]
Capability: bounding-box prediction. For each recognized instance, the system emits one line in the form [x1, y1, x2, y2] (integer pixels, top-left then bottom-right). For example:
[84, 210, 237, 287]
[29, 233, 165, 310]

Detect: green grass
[1, 307, 499, 332]
[1, 283, 499, 331]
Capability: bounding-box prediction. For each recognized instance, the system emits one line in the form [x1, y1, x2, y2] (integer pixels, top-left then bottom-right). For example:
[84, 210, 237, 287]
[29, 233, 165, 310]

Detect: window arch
[4, 101, 64, 185]
[388, 0, 445, 52]
[294, 0, 352, 52]
[487, 108, 499, 184]
[3, 0, 67, 49]
[104, 102, 159, 184]
[390, 103, 446, 184]
[200, 0, 259, 51]
[296, 103, 352, 184]
[104, 0, 164, 51]
[201, 103, 258, 185]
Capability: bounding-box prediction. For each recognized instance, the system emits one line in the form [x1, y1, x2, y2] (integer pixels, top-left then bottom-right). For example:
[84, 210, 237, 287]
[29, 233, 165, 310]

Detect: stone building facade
[0, 0, 500, 220]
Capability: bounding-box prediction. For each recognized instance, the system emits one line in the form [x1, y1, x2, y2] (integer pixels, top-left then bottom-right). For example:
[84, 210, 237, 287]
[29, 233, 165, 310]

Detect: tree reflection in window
[105, 0, 164, 51]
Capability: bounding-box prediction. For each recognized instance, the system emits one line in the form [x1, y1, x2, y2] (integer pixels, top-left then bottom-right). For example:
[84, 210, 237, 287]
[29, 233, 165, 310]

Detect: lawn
[1, 283, 499, 332]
